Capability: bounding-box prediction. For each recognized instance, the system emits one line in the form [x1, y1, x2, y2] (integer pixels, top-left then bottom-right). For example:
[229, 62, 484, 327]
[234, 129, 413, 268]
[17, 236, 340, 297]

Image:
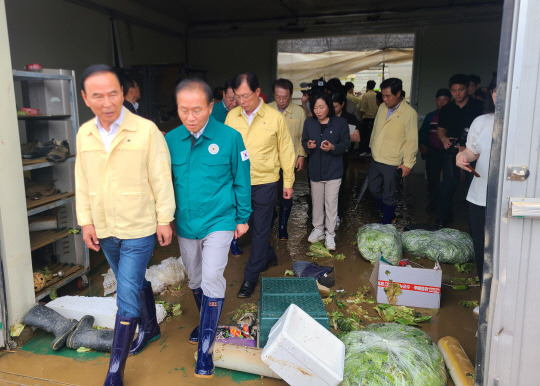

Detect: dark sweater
[301, 116, 350, 182]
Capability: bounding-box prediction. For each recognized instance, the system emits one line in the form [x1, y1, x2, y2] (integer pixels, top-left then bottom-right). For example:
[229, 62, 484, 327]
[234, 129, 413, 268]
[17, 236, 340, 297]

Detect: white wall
[5, 0, 186, 122]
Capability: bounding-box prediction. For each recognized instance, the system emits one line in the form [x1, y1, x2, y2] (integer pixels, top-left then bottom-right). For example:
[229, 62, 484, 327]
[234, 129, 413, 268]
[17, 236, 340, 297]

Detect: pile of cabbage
[341, 323, 446, 386]
[401, 228, 473, 264]
[356, 224, 402, 265]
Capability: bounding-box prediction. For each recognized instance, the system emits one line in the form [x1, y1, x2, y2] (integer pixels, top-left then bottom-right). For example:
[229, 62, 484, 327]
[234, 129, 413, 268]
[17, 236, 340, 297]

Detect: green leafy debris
[384, 280, 402, 305]
[308, 242, 333, 258]
[374, 304, 432, 326]
[49, 288, 57, 300]
[10, 323, 24, 337]
[459, 300, 479, 309]
[454, 263, 474, 273]
[156, 300, 182, 320]
[334, 253, 346, 261]
[76, 346, 92, 353]
[284, 269, 294, 277]
[228, 302, 257, 323]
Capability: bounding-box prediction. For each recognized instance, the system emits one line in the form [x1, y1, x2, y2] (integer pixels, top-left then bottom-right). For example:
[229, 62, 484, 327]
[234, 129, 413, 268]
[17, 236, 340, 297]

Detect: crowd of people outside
[74, 64, 495, 384]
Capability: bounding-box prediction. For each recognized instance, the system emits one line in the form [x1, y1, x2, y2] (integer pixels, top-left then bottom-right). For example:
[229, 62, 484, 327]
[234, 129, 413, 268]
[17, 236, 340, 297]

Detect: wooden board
[34, 263, 86, 298]
[22, 155, 74, 166]
[26, 192, 74, 209]
[30, 229, 70, 251]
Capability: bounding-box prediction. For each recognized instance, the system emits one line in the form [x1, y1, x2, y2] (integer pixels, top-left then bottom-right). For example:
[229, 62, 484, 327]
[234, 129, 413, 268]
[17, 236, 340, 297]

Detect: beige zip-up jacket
[370, 101, 418, 169]
[225, 101, 296, 188]
[75, 109, 175, 239]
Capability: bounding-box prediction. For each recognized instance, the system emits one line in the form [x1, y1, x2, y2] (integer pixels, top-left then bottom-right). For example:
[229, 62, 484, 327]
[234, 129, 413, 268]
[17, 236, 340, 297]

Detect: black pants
[359, 118, 374, 153]
[426, 147, 445, 204]
[245, 182, 277, 282]
[468, 202, 486, 283]
[337, 155, 349, 217]
[437, 152, 461, 222]
[277, 169, 292, 210]
[368, 160, 398, 206]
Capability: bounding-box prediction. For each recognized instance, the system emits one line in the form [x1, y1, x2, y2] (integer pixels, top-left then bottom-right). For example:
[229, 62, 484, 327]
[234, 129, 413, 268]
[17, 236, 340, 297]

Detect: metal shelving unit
[13, 69, 89, 299]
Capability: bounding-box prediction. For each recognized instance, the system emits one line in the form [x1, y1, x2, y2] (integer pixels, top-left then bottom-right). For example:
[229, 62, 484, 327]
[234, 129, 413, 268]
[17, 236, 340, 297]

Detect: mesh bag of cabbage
[401, 228, 474, 264]
[356, 224, 402, 265]
[341, 323, 446, 386]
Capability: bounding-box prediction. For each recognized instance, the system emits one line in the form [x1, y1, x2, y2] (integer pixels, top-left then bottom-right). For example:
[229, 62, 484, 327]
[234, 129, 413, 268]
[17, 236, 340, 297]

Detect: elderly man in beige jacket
[75, 64, 175, 385]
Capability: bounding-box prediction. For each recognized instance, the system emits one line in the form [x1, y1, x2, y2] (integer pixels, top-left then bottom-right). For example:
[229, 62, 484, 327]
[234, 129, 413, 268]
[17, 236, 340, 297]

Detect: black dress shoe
[237, 281, 257, 298]
[261, 256, 278, 272]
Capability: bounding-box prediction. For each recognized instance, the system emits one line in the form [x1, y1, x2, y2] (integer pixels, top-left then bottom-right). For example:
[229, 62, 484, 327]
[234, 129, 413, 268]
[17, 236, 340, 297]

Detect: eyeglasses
[234, 92, 254, 102]
[274, 96, 290, 102]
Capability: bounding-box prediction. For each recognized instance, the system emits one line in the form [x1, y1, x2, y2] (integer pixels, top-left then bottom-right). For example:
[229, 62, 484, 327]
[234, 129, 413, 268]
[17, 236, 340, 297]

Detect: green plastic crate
[258, 277, 329, 348]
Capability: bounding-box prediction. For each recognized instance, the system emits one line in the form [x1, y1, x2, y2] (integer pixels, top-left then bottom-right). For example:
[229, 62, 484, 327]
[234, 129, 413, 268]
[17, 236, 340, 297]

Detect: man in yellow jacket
[225, 72, 296, 298]
[268, 78, 307, 240]
[75, 64, 175, 385]
[368, 78, 418, 224]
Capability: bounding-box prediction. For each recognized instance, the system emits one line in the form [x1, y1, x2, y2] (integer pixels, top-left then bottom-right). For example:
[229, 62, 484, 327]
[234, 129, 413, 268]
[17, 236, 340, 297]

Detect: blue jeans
[100, 234, 155, 318]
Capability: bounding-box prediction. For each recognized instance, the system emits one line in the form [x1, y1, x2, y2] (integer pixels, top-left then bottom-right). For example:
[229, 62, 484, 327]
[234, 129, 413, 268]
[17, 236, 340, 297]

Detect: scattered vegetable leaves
[10, 323, 24, 337]
[459, 300, 479, 309]
[374, 304, 432, 326]
[384, 280, 402, 305]
[454, 263, 474, 273]
[76, 347, 92, 353]
[284, 269, 294, 277]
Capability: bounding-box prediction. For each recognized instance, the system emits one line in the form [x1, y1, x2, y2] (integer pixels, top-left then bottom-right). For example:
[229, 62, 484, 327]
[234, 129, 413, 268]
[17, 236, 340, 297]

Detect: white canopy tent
[277, 48, 414, 89]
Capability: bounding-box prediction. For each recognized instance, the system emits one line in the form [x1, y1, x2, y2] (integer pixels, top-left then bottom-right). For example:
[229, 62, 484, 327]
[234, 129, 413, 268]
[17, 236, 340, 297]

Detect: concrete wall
[5, 0, 186, 122]
[187, 35, 276, 94]
[188, 20, 501, 118]
[415, 21, 502, 117]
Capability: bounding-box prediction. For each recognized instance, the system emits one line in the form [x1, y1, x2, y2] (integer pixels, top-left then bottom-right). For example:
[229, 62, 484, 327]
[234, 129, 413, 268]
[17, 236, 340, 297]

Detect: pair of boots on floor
[23, 282, 160, 386]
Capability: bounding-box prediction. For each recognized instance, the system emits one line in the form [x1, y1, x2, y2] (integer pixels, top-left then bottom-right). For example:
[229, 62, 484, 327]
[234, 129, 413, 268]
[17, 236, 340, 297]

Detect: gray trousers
[178, 231, 234, 298]
[310, 179, 341, 237]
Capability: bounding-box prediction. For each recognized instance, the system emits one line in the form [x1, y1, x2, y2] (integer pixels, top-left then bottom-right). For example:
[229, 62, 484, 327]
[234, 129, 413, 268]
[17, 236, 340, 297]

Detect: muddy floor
[0, 155, 480, 385]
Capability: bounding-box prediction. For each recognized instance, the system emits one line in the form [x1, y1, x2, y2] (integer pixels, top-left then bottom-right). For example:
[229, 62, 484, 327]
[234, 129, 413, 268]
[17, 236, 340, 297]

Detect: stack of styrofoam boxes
[261, 304, 345, 386]
[258, 277, 329, 348]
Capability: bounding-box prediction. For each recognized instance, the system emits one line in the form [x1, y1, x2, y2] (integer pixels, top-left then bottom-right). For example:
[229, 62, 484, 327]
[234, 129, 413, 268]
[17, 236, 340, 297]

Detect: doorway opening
[277, 33, 415, 104]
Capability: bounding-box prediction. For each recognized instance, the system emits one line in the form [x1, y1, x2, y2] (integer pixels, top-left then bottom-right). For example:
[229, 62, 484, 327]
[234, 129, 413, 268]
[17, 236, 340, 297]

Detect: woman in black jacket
[302, 93, 350, 250]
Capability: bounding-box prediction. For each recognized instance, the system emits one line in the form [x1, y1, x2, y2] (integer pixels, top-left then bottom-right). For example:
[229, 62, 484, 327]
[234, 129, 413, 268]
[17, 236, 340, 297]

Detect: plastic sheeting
[278, 49, 413, 88]
[278, 34, 415, 54]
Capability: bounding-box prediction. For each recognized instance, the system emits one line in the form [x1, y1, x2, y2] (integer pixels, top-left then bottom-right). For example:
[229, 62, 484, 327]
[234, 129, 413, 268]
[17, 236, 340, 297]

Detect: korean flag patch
[241, 150, 249, 161]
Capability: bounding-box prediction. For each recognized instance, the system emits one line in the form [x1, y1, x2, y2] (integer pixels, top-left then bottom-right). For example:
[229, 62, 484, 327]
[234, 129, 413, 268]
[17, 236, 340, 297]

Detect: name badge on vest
[208, 144, 219, 154]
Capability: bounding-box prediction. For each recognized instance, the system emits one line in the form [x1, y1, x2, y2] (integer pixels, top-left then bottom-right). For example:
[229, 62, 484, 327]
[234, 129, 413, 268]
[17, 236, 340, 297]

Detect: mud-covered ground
[0, 156, 480, 385]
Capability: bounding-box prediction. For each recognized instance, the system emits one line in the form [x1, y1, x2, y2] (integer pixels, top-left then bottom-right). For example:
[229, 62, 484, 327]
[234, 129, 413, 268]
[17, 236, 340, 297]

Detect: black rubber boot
[23, 304, 78, 350]
[189, 288, 203, 344]
[278, 206, 290, 240]
[67, 315, 114, 352]
[104, 315, 137, 386]
[129, 282, 160, 355]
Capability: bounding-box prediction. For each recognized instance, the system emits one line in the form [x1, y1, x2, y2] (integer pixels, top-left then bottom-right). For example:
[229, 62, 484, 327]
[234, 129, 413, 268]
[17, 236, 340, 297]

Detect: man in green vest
[165, 78, 251, 378]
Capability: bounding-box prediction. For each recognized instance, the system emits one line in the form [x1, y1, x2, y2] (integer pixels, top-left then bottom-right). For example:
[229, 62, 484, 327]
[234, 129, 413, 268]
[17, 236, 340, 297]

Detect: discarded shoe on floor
[67, 315, 113, 352]
[46, 139, 70, 162]
[292, 261, 335, 288]
[22, 304, 78, 350]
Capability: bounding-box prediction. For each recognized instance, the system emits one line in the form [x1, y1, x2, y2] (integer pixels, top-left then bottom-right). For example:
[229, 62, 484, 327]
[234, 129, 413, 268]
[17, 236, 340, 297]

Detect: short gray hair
[175, 78, 213, 104]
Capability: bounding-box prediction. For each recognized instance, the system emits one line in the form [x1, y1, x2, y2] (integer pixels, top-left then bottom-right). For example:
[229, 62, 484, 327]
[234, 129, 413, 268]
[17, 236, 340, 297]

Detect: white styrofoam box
[370, 256, 443, 309]
[46, 296, 166, 329]
[261, 304, 344, 386]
